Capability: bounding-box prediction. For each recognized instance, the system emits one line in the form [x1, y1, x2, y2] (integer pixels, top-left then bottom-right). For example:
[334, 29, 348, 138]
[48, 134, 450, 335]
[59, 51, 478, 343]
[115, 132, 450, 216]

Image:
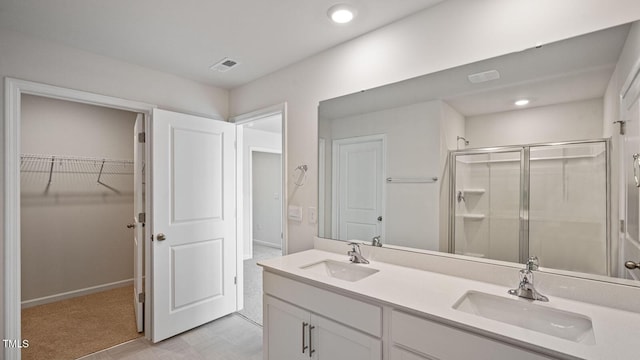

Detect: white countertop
[258, 249, 640, 360]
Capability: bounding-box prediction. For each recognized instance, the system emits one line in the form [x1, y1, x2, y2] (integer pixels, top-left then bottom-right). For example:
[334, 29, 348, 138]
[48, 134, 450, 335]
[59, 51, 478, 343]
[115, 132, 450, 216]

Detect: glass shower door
[451, 150, 523, 262]
[528, 142, 608, 275]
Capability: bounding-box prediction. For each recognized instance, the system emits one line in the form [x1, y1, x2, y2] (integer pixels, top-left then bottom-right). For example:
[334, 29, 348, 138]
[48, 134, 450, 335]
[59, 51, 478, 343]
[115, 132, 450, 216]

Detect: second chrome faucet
[508, 256, 549, 302]
[347, 242, 369, 264]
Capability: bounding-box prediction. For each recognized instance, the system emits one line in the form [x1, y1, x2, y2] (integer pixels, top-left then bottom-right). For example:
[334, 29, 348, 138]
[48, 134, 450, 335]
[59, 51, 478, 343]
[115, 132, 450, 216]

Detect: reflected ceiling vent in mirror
[209, 57, 240, 72]
[467, 69, 500, 84]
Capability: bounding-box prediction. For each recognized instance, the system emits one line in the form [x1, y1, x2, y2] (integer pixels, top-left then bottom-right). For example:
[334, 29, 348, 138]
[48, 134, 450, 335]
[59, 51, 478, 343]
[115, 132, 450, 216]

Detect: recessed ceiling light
[328, 4, 355, 24]
[515, 99, 530, 106]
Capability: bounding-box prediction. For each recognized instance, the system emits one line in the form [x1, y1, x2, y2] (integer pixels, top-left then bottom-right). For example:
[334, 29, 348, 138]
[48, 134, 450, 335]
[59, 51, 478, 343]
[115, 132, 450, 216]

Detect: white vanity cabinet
[263, 272, 382, 360]
[265, 296, 382, 360]
[390, 310, 554, 360]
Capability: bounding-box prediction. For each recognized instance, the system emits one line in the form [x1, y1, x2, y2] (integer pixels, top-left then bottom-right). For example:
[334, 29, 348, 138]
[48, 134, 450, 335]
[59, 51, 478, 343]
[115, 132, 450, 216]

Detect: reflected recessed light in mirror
[328, 4, 356, 24]
[515, 99, 530, 106]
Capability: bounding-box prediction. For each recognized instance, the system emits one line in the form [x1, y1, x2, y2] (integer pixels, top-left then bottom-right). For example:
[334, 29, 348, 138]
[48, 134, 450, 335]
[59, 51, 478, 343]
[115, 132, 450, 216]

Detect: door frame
[229, 103, 288, 257]
[3, 77, 155, 359]
[620, 55, 640, 280]
[331, 134, 387, 240]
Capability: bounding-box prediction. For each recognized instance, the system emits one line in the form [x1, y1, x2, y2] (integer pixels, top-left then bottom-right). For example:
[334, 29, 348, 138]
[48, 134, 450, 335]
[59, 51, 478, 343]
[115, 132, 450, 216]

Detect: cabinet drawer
[391, 310, 553, 360]
[264, 271, 382, 337]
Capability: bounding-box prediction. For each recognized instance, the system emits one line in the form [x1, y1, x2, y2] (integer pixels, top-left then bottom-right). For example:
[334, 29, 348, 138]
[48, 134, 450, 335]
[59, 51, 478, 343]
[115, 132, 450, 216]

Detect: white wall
[1, 29, 228, 339]
[230, 0, 640, 254]
[321, 101, 441, 249]
[240, 128, 282, 258]
[465, 98, 604, 148]
[20, 95, 136, 302]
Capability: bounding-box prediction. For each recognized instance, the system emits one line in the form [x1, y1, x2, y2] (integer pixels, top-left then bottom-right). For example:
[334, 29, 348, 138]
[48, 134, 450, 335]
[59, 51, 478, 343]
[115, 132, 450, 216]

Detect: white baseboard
[21, 278, 134, 308]
[253, 239, 282, 249]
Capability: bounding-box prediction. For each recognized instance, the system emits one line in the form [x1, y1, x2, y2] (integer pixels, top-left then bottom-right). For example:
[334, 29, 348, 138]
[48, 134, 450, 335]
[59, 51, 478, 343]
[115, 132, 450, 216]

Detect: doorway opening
[233, 110, 284, 326]
[19, 94, 143, 359]
[4, 78, 154, 360]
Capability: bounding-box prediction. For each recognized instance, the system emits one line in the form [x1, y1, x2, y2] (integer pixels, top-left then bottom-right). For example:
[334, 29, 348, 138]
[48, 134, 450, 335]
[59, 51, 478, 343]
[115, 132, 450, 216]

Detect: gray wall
[240, 127, 282, 258]
[20, 95, 137, 303]
[252, 152, 283, 248]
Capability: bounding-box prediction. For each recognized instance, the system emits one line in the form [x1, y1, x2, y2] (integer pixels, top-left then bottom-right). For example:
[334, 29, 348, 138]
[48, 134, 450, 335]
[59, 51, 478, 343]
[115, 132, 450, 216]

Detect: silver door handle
[126, 223, 136, 229]
[156, 233, 166, 241]
[625, 261, 640, 270]
[308, 325, 315, 357]
[302, 322, 308, 353]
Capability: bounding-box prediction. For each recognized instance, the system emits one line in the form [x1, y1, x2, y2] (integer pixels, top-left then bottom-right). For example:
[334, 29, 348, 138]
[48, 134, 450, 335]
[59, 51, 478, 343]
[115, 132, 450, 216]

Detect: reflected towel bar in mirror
[386, 177, 438, 183]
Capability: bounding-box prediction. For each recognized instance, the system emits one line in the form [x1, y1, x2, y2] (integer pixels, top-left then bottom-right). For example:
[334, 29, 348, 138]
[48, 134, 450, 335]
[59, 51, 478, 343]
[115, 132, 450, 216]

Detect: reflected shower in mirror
[318, 21, 638, 281]
[450, 140, 609, 276]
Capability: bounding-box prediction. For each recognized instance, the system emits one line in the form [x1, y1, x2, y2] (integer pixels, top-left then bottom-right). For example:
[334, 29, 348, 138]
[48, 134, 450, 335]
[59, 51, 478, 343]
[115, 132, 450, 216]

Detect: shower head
[457, 136, 470, 145]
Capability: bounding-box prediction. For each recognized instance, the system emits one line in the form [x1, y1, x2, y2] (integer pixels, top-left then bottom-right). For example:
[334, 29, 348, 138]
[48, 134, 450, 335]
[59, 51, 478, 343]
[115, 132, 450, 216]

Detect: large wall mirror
[318, 21, 640, 284]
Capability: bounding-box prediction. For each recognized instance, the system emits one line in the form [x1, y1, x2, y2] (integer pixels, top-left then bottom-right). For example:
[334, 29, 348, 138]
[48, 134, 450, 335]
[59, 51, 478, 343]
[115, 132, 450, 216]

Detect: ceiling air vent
[467, 69, 500, 84]
[209, 57, 239, 72]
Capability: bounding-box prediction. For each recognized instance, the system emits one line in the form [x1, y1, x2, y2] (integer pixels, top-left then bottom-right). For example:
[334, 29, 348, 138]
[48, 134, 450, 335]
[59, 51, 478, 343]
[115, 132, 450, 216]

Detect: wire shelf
[20, 154, 135, 195]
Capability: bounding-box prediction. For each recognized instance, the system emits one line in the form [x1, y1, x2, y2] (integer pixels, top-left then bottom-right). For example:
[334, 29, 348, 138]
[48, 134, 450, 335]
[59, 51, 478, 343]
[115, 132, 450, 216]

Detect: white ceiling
[0, 0, 444, 89]
[319, 23, 631, 119]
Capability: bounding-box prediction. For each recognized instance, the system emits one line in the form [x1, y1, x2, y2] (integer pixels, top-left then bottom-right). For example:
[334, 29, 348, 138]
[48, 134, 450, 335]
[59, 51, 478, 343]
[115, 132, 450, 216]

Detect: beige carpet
[21, 286, 142, 360]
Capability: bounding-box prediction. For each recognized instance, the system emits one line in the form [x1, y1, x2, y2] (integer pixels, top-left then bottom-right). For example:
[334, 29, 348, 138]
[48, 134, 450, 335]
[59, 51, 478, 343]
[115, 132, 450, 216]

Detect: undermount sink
[453, 291, 595, 345]
[301, 260, 379, 282]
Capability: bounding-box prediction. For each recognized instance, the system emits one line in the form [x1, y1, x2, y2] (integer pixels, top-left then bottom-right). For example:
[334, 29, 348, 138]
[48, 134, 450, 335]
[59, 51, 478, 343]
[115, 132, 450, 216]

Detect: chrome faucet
[347, 242, 369, 264]
[371, 236, 382, 247]
[508, 256, 549, 302]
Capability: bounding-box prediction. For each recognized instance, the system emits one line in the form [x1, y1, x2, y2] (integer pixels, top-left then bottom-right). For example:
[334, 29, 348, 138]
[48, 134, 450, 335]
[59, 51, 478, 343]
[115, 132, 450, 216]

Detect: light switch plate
[308, 207, 317, 224]
[288, 205, 303, 221]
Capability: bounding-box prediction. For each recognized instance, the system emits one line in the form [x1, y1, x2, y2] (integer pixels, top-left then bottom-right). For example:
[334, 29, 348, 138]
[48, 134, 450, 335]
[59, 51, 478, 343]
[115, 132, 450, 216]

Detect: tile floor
[78, 243, 281, 360]
[79, 314, 262, 360]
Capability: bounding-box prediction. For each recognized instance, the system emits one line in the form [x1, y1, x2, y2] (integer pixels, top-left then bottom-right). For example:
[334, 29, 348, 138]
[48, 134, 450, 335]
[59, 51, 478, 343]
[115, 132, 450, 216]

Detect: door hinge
[138, 132, 146, 143]
[620, 219, 626, 233]
[138, 292, 145, 303]
[234, 276, 237, 285]
[613, 121, 626, 135]
[138, 212, 146, 223]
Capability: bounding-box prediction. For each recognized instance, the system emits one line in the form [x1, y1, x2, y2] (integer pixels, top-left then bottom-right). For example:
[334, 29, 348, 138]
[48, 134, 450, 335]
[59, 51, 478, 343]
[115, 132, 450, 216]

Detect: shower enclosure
[449, 139, 610, 276]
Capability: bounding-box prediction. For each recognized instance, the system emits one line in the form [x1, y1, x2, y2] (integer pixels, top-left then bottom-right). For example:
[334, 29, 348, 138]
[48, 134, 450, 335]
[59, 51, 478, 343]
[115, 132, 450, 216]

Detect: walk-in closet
[19, 94, 141, 359]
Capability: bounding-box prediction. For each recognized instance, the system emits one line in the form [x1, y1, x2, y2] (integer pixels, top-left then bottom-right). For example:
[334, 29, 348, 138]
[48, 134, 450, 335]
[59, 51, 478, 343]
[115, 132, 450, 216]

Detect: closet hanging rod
[386, 177, 438, 183]
[20, 154, 134, 175]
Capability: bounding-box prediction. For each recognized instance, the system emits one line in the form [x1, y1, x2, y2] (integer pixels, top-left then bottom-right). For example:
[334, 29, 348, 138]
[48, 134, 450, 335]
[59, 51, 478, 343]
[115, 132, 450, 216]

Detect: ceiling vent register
[210, 57, 239, 72]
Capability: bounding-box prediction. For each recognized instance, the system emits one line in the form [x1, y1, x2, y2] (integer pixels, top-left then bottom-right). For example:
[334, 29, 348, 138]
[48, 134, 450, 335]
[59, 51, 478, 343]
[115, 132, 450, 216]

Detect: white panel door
[133, 113, 144, 333]
[333, 136, 384, 241]
[151, 109, 237, 342]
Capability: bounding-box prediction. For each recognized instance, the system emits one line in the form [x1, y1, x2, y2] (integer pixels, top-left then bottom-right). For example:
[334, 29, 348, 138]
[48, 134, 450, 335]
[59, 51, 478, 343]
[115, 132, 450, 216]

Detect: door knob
[625, 261, 640, 270]
[126, 223, 136, 229]
[156, 233, 166, 241]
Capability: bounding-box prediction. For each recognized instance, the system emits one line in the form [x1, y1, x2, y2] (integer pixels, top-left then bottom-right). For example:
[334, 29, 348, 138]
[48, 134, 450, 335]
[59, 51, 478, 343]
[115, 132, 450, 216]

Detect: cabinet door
[312, 314, 382, 360]
[390, 346, 437, 360]
[264, 296, 310, 360]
